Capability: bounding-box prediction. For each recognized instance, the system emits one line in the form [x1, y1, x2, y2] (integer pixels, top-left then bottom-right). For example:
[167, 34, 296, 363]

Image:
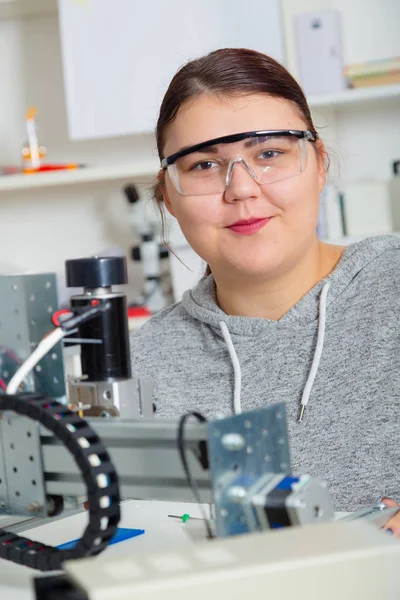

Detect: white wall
[0, 14, 157, 300]
[283, 0, 400, 75]
[0, 1, 399, 301]
[284, 0, 400, 188]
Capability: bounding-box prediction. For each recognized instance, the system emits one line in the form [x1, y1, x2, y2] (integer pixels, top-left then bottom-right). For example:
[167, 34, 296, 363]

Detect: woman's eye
[191, 160, 218, 171]
[258, 150, 280, 160]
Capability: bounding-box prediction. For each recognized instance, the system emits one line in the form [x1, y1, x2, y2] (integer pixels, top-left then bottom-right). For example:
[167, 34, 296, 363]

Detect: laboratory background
[0, 0, 399, 321]
[0, 1, 399, 599]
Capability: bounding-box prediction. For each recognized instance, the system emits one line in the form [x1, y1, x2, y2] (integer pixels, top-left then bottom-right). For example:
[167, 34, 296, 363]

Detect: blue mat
[56, 527, 145, 550]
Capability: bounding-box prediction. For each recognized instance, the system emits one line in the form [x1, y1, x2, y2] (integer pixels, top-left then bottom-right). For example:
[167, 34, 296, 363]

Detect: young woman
[130, 48, 400, 525]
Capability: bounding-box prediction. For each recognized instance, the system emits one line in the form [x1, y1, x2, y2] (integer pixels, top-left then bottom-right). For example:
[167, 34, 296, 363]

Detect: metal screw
[246, 446, 253, 454]
[214, 413, 227, 420]
[227, 486, 247, 504]
[244, 420, 252, 429]
[45, 281, 52, 289]
[221, 433, 245, 452]
[314, 505, 322, 518]
[103, 390, 112, 401]
[68, 402, 90, 413]
[261, 429, 268, 436]
[28, 502, 42, 513]
[293, 496, 306, 509]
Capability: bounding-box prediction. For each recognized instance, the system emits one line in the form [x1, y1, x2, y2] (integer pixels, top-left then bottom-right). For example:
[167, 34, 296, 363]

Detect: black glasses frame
[161, 129, 317, 168]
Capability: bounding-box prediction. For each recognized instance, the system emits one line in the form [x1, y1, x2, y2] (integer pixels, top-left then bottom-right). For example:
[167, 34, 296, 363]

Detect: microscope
[124, 184, 169, 313]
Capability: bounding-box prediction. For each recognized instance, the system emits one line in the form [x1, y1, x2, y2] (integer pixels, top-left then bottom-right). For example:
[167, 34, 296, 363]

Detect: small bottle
[21, 106, 47, 171]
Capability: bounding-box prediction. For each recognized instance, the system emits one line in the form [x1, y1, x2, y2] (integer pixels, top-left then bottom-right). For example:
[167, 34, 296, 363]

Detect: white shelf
[308, 84, 400, 110]
[0, 0, 57, 20]
[0, 161, 159, 192]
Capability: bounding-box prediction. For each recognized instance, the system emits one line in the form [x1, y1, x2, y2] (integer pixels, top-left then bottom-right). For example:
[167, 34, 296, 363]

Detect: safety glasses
[161, 130, 316, 196]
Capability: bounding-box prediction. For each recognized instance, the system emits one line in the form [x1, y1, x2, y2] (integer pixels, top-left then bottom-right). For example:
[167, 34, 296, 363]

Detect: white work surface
[0, 499, 209, 600]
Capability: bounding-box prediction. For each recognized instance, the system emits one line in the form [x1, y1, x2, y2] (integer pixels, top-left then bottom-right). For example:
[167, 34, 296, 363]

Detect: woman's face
[162, 93, 326, 280]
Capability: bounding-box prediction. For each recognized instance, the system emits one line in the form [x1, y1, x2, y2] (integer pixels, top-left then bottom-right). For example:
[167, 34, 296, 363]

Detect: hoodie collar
[181, 235, 400, 337]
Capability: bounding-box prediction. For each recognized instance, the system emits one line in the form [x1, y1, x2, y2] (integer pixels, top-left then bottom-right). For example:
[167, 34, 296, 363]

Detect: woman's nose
[224, 159, 261, 203]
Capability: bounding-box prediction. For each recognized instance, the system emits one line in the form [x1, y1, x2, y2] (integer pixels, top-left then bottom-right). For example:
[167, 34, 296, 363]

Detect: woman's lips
[227, 217, 271, 235]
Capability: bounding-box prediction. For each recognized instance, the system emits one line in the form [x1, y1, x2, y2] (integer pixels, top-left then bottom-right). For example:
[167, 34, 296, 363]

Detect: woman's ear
[158, 171, 176, 217]
[315, 140, 327, 192]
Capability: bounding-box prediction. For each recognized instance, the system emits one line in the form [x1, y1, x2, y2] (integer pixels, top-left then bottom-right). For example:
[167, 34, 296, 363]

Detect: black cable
[59, 303, 111, 332]
[0, 393, 121, 571]
[177, 412, 214, 539]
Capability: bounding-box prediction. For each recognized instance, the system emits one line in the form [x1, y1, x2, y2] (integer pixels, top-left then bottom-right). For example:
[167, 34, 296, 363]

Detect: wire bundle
[6, 303, 110, 396]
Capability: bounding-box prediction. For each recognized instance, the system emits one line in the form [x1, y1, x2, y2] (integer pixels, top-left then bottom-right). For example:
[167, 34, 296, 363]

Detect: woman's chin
[218, 253, 285, 279]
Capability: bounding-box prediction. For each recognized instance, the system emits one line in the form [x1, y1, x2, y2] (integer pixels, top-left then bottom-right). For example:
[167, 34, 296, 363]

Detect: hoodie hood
[182, 235, 400, 335]
[181, 235, 400, 418]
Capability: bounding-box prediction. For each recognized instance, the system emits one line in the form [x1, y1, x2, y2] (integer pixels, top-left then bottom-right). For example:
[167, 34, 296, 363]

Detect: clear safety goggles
[161, 129, 316, 196]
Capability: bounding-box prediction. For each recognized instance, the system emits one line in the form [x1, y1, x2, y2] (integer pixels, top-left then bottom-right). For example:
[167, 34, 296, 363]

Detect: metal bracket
[208, 403, 291, 537]
[0, 273, 65, 399]
[67, 376, 153, 419]
[0, 418, 7, 513]
[0, 412, 47, 518]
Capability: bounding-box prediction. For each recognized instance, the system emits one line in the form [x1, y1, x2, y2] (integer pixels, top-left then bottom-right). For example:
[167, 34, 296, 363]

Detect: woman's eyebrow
[182, 144, 220, 155]
[244, 137, 269, 148]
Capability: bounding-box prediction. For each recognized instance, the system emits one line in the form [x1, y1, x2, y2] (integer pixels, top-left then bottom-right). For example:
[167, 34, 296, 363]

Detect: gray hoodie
[130, 235, 400, 511]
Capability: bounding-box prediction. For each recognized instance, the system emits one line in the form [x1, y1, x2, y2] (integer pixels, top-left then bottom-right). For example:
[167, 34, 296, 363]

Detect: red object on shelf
[128, 306, 152, 318]
[24, 163, 85, 174]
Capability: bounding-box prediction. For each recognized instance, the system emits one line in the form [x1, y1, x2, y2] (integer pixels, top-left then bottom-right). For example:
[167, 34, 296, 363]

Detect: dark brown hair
[153, 48, 323, 262]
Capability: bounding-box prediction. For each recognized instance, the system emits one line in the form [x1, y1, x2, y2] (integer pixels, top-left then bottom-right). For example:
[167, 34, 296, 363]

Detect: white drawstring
[219, 282, 330, 421]
[298, 282, 331, 422]
[219, 321, 242, 414]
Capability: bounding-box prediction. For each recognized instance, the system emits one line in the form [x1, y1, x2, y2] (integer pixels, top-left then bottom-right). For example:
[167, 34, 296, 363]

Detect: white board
[58, 0, 284, 140]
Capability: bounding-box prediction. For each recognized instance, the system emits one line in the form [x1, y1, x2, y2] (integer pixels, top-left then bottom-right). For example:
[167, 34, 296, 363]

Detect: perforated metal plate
[0, 418, 7, 513]
[0, 273, 65, 399]
[0, 413, 47, 517]
[208, 403, 291, 537]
